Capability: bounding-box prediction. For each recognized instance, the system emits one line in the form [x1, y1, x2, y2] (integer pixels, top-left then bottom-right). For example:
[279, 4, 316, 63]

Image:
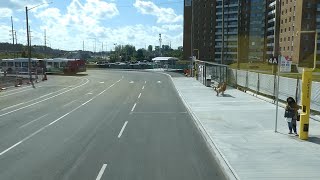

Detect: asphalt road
[0, 70, 226, 180]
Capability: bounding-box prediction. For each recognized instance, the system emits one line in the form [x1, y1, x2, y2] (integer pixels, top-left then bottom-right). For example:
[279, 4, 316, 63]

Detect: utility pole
[26, 7, 34, 88]
[159, 33, 162, 56]
[101, 42, 103, 58]
[44, 29, 46, 58]
[14, 31, 17, 45]
[11, 16, 14, 45]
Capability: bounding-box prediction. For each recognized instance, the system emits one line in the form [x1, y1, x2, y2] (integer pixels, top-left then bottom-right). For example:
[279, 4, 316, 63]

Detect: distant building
[183, 0, 192, 60]
[182, 0, 320, 66]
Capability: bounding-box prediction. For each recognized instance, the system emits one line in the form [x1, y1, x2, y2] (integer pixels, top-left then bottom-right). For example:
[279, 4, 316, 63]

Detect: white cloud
[133, 0, 182, 24]
[0, 0, 183, 50]
[0, 8, 12, 18]
[0, 0, 49, 9]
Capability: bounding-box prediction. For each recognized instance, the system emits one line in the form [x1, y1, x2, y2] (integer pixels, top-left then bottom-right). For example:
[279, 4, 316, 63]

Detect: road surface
[0, 70, 226, 180]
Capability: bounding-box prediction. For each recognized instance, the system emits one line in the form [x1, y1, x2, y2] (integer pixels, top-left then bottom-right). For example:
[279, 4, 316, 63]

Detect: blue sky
[0, 0, 183, 51]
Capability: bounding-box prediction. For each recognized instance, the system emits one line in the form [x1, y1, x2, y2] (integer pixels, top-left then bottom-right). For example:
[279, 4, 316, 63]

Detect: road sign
[280, 56, 292, 72]
[268, 57, 278, 64]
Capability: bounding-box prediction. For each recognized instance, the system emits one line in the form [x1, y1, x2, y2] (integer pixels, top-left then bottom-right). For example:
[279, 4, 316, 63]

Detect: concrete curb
[161, 72, 239, 180]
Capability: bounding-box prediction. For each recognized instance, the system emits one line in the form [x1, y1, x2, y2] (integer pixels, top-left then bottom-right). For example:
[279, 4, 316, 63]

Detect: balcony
[268, 18, 275, 23]
[227, 24, 238, 28]
[267, 43, 274, 47]
[266, 51, 273, 55]
[269, 1, 276, 8]
[268, 9, 276, 16]
[227, 31, 238, 35]
[224, 11, 238, 14]
[227, 18, 238, 21]
[227, 4, 238, 8]
[267, 26, 275, 31]
[226, 38, 238, 41]
[225, 52, 238, 55]
[267, 34, 275, 39]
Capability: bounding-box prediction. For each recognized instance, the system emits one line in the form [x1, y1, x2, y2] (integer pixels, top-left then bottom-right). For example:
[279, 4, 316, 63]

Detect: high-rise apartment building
[192, 0, 216, 61]
[183, 0, 192, 60]
[287, 0, 320, 66]
[183, 0, 319, 66]
[247, 0, 267, 61]
[215, 0, 240, 64]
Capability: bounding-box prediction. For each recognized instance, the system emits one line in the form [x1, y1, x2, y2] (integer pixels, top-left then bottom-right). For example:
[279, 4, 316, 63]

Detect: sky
[0, 0, 183, 51]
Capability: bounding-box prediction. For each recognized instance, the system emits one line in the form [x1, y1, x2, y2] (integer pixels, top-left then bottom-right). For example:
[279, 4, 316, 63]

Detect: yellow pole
[299, 68, 312, 140]
[299, 31, 317, 140]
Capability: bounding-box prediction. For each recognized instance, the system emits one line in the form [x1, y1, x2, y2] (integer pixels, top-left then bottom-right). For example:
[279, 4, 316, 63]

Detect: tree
[21, 51, 27, 58]
[148, 45, 153, 52]
[136, 49, 144, 60]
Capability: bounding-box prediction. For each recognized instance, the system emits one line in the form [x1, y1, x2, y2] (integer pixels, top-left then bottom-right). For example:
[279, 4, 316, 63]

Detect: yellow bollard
[299, 68, 312, 140]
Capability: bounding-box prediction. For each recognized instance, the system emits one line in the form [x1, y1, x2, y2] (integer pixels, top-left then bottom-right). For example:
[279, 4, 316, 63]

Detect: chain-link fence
[194, 60, 320, 113]
[0, 68, 44, 88]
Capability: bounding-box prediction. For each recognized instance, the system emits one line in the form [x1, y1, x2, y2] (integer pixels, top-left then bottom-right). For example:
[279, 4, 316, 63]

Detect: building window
[284, 37, 286, 41]
[288, 46, 290, 50]
[286, 0, 288, 4]
[291, 46, 293, 51]
[285, 19, 287, 23]
[289, 17, 291, 22]
[288, 37, 290, 41]
[289, 27, 291, 31]
[292, 36, 294, 41]
[281, 20, 283, 24]
[285, 9, 287, 14]
[285, 28, 286, 32]
[280, 38, 282, 42]
[290, 7, 292, 12]
[307, 24, 310, 30]
[306, 2, 311, 8]
[281, 29, 283, 33]
[282, 11, 284, 15]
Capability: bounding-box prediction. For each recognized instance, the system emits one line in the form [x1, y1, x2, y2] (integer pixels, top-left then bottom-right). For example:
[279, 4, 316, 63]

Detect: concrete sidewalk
[171, 76, 320, 180]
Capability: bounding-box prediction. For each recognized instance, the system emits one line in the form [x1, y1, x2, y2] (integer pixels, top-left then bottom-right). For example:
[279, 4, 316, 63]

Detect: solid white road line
[131, 103, 137, 112]
[19, 114, 49, 128]
[96, 164, 108, 180]
[142, 86, 144, 90]
[0, 79, 122, 156]
[118, 121, 128, 138]
[0, 88, 33, 98]
[0, 141, 22, 156]
[138, 93, 142, 99]
[1, 87, 68, 112]
[0, 78, 89, 118]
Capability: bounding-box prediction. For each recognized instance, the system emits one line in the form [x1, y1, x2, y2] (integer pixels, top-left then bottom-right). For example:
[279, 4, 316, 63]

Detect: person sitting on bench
[216, 82, 226, 96]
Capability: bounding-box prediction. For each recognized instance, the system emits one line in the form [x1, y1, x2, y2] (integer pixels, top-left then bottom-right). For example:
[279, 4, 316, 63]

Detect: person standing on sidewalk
[284, 97, 299, 136]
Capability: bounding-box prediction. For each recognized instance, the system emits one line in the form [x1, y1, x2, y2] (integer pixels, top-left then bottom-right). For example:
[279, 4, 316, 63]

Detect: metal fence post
[295, 75, 299, 104]
[246, 71, 249, 90]
[235, 69, 238, 87]
[257, 73, 260, 96]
